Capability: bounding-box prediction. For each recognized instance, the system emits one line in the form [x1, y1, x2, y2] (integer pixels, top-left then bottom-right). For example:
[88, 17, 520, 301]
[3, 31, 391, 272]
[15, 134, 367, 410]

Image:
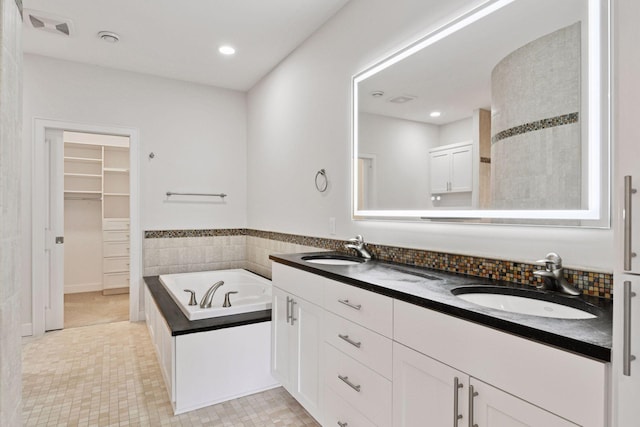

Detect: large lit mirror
[352, 0, 609, 226]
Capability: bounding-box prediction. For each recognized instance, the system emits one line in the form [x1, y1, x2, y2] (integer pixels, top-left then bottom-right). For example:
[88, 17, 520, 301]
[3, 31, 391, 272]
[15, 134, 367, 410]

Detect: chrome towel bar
[166, 191, 227, 198]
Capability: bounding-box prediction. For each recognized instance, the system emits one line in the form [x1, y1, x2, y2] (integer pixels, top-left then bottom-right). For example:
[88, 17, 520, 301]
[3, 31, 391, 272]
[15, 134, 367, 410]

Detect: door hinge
[55, 236, 64, 244]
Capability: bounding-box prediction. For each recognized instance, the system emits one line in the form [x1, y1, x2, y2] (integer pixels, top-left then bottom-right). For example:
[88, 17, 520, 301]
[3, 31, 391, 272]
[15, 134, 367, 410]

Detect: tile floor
[64, 291, 130, 329]
[22, 321, 319, 426]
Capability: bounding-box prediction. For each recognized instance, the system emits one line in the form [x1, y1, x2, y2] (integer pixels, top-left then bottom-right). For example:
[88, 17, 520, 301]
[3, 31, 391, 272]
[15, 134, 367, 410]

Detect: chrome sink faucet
[345, 235, 372, 260]
[200, 280, 225, 308]
[533, 253, 581, 296]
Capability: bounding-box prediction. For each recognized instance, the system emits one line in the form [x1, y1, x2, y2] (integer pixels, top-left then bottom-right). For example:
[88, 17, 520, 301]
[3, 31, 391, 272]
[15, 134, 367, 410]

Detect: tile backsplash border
[144, 228, 612, 299]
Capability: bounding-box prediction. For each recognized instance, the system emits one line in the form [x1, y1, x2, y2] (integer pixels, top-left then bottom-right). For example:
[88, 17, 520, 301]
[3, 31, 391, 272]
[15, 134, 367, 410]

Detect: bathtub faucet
[200, 281, 225, 308]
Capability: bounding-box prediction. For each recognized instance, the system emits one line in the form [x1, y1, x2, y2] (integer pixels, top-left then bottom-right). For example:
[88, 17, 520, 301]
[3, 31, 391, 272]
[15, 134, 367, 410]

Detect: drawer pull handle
[338, 334, 361, 348]
[338, 299, 362, 310]
[337, 422, 348, 427]
[338, 374, 361, 392]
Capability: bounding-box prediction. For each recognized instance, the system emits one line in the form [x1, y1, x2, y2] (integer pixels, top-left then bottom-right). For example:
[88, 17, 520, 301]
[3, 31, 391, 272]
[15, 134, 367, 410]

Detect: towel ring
[315, 169, 328, 192]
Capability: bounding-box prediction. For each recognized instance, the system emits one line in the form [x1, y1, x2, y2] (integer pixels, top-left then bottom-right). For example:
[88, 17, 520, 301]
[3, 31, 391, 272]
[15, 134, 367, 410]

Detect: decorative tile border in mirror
[491, 112, 579, 144]
[144, 229, 612, 299]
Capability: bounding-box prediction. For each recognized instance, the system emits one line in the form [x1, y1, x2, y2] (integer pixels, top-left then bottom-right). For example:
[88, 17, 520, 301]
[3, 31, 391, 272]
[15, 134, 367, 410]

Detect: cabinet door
[291, 296, 323, 420]
[450, 145, 473, 192]
[469, 378, 577, 427]
[271, 287, 293, 389]
[393, 342, 468, 427]
[612, 274, 640, 426]
[430, 151, 450, 193]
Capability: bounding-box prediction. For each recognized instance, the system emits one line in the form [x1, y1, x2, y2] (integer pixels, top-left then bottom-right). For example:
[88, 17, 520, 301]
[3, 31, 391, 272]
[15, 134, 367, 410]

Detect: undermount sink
[301, 254, 365, 266]
[451, 286, 599, 320]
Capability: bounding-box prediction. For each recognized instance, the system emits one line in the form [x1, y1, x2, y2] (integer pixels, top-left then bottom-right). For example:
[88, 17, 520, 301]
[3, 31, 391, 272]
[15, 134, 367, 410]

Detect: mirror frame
[352, 0, 610, 226]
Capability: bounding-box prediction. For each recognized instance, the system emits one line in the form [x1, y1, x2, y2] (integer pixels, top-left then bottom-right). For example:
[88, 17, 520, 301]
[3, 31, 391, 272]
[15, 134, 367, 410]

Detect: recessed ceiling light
[219, 45, 236, 55]
[97, 31, 119, 43]
[430, 111, 442, 118]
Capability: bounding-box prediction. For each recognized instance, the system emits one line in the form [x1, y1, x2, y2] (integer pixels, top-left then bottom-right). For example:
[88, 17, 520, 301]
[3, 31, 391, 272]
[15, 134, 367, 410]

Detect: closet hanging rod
[166, 191, 227, 198]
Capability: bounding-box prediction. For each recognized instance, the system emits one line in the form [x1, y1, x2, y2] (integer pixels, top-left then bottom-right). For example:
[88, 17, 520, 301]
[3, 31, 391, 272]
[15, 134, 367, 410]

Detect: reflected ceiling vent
[388, 95, 417, 104]
[24, 9, 73, 37]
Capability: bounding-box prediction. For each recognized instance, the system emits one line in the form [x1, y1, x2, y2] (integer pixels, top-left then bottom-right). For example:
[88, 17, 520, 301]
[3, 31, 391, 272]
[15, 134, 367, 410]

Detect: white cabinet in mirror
[352, 0, 610, 226]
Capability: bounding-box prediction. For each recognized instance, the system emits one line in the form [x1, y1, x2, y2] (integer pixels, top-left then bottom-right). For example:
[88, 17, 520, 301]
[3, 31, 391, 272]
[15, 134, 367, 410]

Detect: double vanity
[270, 252, 612, 427]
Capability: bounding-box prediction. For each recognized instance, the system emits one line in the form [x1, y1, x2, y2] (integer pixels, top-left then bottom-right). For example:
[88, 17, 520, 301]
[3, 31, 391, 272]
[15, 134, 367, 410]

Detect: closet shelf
[104, 192, 130, 197]
[103, 168, 130, 173]
[64, 156, 102, 163]
[64, 173, 102, 178]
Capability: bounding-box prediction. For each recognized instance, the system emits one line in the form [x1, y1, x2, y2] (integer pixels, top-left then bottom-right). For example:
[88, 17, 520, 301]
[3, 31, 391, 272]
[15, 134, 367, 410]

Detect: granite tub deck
[143, 275, 271, 336]
[270, 252, 613, 362]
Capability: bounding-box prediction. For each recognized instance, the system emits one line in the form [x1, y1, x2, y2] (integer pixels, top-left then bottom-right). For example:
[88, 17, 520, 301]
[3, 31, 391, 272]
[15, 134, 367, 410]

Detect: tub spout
[200, 281, 225, 308]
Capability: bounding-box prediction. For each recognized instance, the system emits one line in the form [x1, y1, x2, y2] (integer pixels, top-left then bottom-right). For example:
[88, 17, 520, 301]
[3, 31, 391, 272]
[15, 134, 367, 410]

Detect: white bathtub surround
[159, 270, 272, 320]
[0, 0, 22, 424]
[144, 284, 279, 415]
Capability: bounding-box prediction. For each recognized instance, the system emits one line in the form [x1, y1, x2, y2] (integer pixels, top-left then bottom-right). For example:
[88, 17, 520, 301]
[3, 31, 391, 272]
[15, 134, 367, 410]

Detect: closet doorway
[31, 119, 141, 336]
[63, 131, 130, 328]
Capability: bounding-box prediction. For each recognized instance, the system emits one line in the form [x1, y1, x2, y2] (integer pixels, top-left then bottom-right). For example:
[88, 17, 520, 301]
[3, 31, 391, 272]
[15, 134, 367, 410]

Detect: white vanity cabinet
[323, 280, 393, 427]
[271, 264, 324, 421]
[429, 142, 473, 194]
[394, 299, 607, 427]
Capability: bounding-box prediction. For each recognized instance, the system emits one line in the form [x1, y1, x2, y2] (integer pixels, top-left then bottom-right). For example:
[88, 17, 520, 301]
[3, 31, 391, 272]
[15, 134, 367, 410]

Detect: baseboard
[64, 282, 103, 294]
[22, 323, 33, 337]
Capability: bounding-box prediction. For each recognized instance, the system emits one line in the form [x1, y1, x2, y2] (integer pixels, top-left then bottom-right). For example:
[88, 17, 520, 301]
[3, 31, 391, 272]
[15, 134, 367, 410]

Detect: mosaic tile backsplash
[144, 229, 612, 299]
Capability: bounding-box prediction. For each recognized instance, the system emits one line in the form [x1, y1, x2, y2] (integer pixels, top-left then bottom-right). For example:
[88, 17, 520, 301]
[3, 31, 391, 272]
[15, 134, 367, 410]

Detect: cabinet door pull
[624, 281, 637, 376]
[338, 374, 361, 392]
[337, 422, 348, 427]
[290, 300, 297, 325]
[469, 384, 478, 427]
[453, 376, 463, 425]
[625, 176, 637, 271]
[338, 334, 362, 348]
[338, 299, 362, 311]
[286, 296, 292, 324]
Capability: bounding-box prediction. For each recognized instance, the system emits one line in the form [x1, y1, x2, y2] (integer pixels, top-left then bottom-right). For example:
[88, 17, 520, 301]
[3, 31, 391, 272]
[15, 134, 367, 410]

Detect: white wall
[358, 113, 438, 209]
[246, 0, 613, 272]
[439, 117, 473, 147]
[22, 54, 248, 327]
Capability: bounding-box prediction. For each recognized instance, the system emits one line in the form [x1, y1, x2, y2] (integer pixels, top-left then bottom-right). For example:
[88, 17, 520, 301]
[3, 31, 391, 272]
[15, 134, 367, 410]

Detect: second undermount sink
[301, 254, 365, 266]
[451, 286, 599, 319]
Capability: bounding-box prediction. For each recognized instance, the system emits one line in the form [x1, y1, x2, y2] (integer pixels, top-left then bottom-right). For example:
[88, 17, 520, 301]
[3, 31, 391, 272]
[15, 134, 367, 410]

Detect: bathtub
[159, 269, 272, 321]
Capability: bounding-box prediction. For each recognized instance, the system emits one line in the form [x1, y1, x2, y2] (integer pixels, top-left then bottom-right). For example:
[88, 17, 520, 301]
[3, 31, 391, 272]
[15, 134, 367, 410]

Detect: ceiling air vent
[24, 9, 73, 37]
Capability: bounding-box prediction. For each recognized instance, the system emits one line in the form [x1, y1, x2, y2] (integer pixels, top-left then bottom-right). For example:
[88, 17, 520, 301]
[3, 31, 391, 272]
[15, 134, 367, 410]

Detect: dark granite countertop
[143, 276, 271, 336]
[270, 252, 613, 362]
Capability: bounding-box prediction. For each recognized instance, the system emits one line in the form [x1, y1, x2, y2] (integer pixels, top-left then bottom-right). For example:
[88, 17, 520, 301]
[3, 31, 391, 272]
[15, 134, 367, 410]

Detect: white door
[429, 151, 450, 193]
[292, 296, 323, 420]
[44, 128, 65, 331]
[271, 287, 292, 389]
[469, 378, 577, 427]
[393, 342, 468, 427]
[450, 145, 473, 192]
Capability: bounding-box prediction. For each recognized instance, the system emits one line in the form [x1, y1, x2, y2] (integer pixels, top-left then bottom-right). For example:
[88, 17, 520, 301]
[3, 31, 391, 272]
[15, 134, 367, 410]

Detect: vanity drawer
[104, 256, 129, 273]
[103, 230, 129, 242]
[103, 272, 129, 289]
[324, 311, 392, 379]
[324, 343, 392, 427]
[103, 241, 129, 257]
[272, 263, 325, 305]
[324, 280, 393, 337]
[103, 219, 129, 231]
[324, 384, 377, 427]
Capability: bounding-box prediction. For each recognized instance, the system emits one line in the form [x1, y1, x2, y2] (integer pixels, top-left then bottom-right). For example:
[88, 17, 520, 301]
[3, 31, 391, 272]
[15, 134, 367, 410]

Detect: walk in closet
[63, 132, 130, 296]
